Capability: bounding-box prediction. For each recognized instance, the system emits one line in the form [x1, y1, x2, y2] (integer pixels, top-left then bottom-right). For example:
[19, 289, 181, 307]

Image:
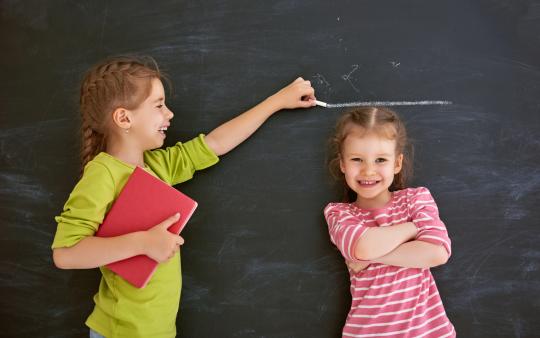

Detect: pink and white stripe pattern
[324, 187, 455, 337]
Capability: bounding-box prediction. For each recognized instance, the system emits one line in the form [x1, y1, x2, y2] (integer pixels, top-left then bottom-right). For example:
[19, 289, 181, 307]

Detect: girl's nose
[166, 107, 174, 120]
[362, 163, 376, 176]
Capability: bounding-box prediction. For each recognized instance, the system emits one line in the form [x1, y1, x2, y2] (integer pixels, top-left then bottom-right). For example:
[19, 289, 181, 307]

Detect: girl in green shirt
[51, 55, 317, 338]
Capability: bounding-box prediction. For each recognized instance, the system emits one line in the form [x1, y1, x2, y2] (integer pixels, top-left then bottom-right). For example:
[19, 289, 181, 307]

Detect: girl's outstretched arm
[371, 240, 449, 268]
[204, 77, 315, 156]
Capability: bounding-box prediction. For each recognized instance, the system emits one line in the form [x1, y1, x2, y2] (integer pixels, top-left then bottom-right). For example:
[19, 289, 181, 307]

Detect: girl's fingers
[159, 213, 180, 230]
[177, 236, 184, 246]
[300, 86, 315, 97]
[297, 86, 316, 107]
[298, 98, 315, 108]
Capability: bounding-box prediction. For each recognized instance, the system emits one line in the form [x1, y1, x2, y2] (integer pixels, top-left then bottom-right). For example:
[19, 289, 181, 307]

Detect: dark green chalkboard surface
[2, 1, 540, 337]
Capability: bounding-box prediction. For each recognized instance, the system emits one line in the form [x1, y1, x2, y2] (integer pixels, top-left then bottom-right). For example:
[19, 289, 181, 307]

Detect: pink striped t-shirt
[324, 187, 455, 338]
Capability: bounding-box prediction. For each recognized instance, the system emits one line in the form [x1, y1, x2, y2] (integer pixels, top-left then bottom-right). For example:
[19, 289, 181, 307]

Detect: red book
[95, 166, 197, 288]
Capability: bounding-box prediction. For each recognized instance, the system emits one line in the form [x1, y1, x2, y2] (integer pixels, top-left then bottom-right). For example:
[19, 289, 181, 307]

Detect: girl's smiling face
[339, 126, 403, 209]
[129, 78, 174, 150]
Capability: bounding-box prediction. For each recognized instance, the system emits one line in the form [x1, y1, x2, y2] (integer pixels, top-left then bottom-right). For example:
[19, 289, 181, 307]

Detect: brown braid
[326, 107, 414, 202]
[78, 56, 166, 176]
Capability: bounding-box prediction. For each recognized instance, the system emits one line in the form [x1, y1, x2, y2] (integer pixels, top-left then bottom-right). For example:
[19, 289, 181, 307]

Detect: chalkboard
[2, 0, 540, 337]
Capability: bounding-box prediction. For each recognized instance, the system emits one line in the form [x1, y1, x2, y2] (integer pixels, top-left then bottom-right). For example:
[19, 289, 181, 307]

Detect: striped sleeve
[324, 203, 368, 261]
[409, 187, 452, 256]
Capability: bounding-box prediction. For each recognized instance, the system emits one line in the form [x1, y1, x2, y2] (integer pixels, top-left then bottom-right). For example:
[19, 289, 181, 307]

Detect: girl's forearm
[354, 222, 417, 260]
[204, 96, 282, 156]
[371, 240, 449, 268]
[52, 232, 146, 269]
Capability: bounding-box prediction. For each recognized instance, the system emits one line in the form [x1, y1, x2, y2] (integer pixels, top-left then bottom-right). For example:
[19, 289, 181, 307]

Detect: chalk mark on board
[321, 100, 452, 108]
[313, 73, 333, 95]
[342, 64, 360, 92]
[313, 73, 330, 88]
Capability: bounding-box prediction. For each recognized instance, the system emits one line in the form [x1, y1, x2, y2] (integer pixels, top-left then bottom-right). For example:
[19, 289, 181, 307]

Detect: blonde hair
[327, 107, 413, 202]
[78, 55, 167, 174]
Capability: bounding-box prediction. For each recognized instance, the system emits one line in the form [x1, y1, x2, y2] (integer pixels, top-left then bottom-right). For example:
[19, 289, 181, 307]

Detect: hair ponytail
[80, 120, 106, 175]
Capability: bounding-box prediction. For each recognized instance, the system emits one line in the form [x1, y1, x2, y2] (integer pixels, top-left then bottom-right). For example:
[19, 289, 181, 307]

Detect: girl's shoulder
[393, 186, 432, 198]
[324, 201, 351, 211]
[323, 202, 357, 218]
[80, 154, 115, 180]
[393, 186, 436, 208]
[77, 152, 134, 191]
[394, 187, 429, 195]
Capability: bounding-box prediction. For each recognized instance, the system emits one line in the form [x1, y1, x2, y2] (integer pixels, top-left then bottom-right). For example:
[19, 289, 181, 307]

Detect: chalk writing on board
[316, 100, 452, 108]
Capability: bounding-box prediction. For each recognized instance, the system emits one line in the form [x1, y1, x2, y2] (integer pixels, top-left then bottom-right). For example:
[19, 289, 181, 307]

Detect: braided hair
[78, 56, 163, 175]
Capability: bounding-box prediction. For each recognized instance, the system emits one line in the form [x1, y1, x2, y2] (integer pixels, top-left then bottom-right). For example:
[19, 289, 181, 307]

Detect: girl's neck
[106, 139, 145, 168]
[354, 190, 392, 210]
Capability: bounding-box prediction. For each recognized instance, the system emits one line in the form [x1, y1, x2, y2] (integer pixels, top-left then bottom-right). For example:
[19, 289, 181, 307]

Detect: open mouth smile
[158, 126, 168, 136]
[357, 180, 380, 187]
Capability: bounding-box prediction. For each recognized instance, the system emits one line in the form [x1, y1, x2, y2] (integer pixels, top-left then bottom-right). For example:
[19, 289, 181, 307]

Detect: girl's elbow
[204, 134, 225, 156]
[53, 248, 71, 269]
[431, 248, 449, 267]
[354, 241, 377, 261]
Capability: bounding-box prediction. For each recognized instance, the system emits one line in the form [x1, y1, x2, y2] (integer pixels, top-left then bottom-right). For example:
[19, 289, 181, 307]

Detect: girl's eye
[351, 158, 362, 162]
[376, 158, 387, 163]
[156, 104, 164, 109]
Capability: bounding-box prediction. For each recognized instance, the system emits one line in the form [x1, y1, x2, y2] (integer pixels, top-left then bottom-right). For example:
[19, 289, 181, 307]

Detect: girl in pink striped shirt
[324, 107, 455, 337]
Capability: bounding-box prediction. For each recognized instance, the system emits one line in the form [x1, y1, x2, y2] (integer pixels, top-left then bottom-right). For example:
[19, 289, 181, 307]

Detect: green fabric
[52, 134, 219, 338]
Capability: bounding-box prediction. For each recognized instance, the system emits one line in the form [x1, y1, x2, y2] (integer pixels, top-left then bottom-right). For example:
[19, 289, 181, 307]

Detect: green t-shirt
[52, 134, 219, 338]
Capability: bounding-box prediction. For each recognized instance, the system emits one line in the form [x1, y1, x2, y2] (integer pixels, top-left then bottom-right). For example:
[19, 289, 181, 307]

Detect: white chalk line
[314, 100, 452, 108]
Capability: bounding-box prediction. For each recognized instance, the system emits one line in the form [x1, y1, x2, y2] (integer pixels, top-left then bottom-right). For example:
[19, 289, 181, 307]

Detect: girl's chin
[356, 192, 381, 201]
[354, 184, 391, 199]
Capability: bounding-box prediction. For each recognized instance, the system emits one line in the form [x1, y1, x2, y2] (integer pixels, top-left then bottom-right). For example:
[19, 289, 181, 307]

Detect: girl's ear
[394, 153, 404, 174]
[112, 108, 132, 131]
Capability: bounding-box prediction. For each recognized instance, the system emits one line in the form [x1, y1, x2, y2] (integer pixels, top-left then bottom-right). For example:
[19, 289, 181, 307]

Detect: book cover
[95, 166, 197, 288]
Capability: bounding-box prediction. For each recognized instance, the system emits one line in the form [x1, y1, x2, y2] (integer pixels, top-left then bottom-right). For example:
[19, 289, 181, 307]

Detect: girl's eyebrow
[346, 152, 393, 157]
[153, 97, 164, 103]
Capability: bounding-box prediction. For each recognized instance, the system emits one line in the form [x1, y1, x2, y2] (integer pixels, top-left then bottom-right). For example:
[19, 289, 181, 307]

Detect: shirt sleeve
[409, 187, 452, 256]
[51, 162, 115, 249]
[324, 203, 368, 262]
[144, 134, 219, 186]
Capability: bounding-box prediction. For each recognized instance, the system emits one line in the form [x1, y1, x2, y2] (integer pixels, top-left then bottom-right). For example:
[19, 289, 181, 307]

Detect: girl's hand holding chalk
[270, 77, 316, 110]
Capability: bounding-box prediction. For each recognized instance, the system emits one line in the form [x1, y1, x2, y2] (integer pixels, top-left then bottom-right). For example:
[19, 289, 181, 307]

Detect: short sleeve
[409, 187, 452, 256]
[144, 134, 219, 185]
[52, 162, 115, 249]
[324, 203, 368, 261]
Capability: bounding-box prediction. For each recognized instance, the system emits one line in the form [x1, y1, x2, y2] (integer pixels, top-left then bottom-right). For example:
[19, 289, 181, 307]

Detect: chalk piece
[315, 100, 328, 107]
